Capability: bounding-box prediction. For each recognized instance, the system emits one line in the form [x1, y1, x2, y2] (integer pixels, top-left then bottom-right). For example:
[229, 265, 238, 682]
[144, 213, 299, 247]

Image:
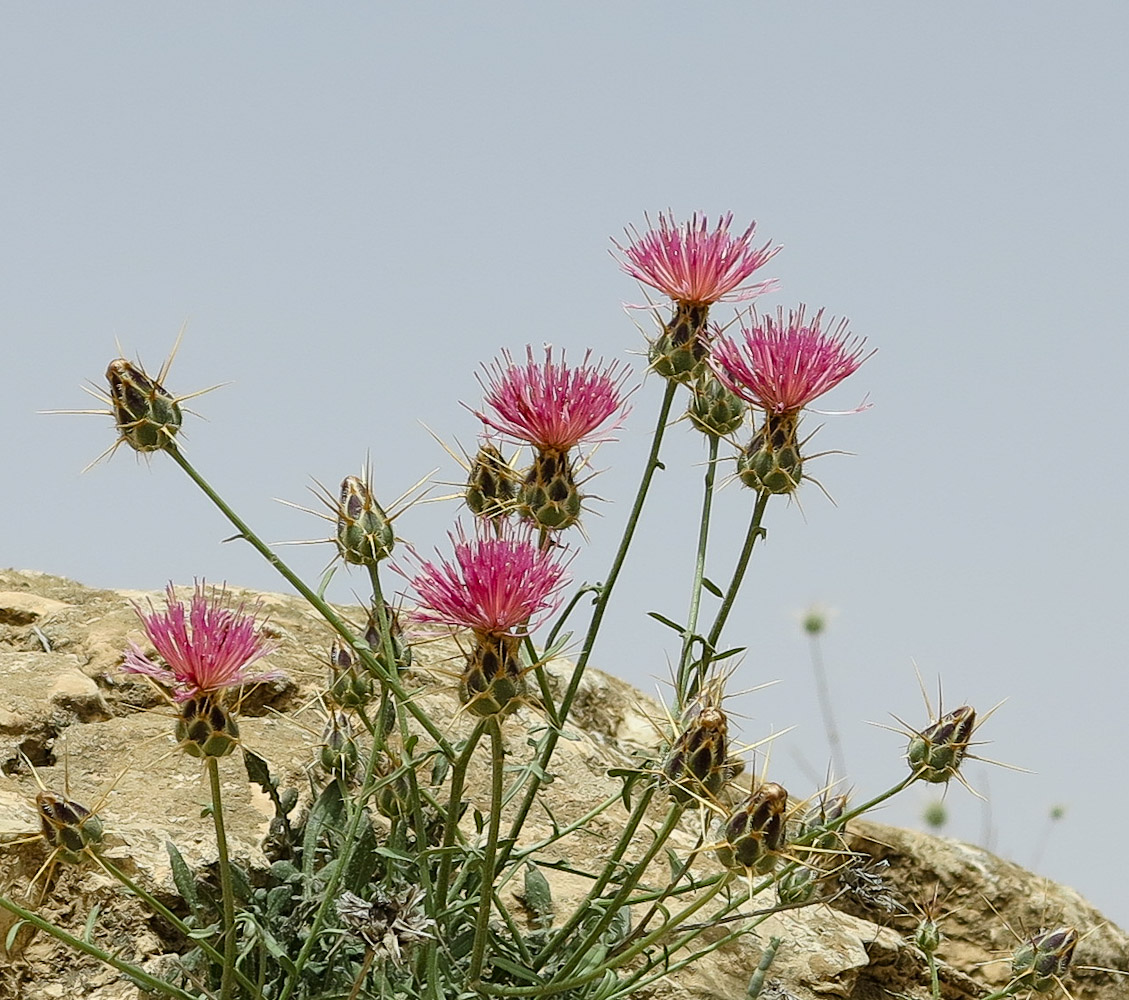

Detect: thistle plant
[4, 209, 1111, 1000]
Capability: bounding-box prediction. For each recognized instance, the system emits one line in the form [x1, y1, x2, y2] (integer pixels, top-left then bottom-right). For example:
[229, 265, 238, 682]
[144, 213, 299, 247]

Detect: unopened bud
[1011, 926, 1078, 993]
[106, 359, 182, 453]
[737, 411, 803, 494]
[662, 682, 740, 805]
[336, 475, 395, 566]
[364, 603, 412, 675]
[36, 792, 104, 863]
[715, 782, 789, 874]
[326, 642, 374, 709]
[466, 444, 518, 520]
[907, 705, 976, 784]
[915, 917, 942, 955]
[687, 374, 746, 438]
[320, 711, 359, 779]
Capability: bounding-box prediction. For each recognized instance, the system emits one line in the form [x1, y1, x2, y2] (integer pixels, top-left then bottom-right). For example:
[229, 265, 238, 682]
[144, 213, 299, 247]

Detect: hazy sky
[5, 4, 1128, 929]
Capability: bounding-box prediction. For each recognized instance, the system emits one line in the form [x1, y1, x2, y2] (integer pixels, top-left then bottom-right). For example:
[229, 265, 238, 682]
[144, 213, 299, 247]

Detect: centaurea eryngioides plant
[3, 209, 1099, 1000]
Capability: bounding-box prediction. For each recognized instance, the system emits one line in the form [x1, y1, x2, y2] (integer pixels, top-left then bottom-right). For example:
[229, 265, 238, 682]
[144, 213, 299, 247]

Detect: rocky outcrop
[0, 570, 1125, 999]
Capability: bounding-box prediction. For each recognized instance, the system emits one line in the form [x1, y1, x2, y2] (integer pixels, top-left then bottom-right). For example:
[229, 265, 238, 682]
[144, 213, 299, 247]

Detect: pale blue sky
[4, 4, 1127, 927]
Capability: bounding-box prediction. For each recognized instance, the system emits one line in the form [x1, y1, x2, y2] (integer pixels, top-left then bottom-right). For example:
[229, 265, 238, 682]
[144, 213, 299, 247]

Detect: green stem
[676, 433, 719, 708]
[469, 718, 505, 986]
[164, 443, 453, 760]
[550, 802, 684, 984]
[207, 757, 237, 1000]
[95, 854, 259, 996]
[434, 719, 489, 914]
[706, 489, 771, 650]
[926, 949, 941, 1000]
[533, 784, 656, 970]
[0, 893, 198, 1000]
[500, 380, 677, 866]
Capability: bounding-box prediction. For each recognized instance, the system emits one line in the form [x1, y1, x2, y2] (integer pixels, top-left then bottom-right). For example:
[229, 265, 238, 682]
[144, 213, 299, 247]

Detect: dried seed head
[175, 694, 240, 758]
[336, 475, 395, 566]
[336, 886, 434, 965]
[466, 443, 519, 521]
[36, 792, 104, 863]
[686, 372, 746, 438]
[460, 632, 526, 717]
[105, 358, 183, 453]
[907, 705, 977, 784]
[519, 448, 583, 531]
[1011, 926, 1079, 993]
[737, 411, 803, 494]
[715, 782, 789, 875]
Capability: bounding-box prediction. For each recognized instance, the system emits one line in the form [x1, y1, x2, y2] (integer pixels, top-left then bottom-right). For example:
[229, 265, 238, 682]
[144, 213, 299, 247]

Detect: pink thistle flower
[399, 521, 569, 636]
[123, 583, 280, 700]
[614, 212, 781, 306]
[710, 306, 872, 414]
[473, 346, 630, 453]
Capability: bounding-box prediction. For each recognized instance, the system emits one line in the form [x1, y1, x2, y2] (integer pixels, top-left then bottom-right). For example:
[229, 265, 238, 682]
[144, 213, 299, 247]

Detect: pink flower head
[123, 583, 280, 700]
[614, 212, 781, 306]
[710, 306, 872, 414]
[400, 521, 569, 636]
[473, 346, 630, 453]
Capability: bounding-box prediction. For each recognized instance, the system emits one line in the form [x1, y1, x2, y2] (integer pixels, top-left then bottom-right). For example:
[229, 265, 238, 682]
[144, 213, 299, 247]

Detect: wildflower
[710, 306, 869, 415]
[474, 346, 629, 454]
[474, 346, 630, 531]
[662, 675, 742, 805]
[615, 212, 779, 307]
[36, 792, 105, 864]
[401, 521, 569, 637]
[710, 306, 870, 494]
[335, 474, 395, 566]
[400, 521, 570, 716]
[615, 212, 780, 381]
[123, 583, 279, 701]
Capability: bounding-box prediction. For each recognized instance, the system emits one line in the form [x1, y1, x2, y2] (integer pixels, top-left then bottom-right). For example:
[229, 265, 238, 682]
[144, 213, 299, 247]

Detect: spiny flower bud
[460, 633, 526, 717]
[36, 792, 104, 863]
[373, 751, 414, 821]
[686, 373, 746, 438]
[364, 603, 412, 675]
[320, 711, 359, 779]
[648, 301, 711, 382]
[662, 683, 741, 805]
[105, 358, 183, 453]
[176, 694, 240, 758]
[715, 782, 789, 875]
[466, 443, 518, 520]
[737, 411, 803, 494]
[326, 642, 374, 709]
[907, 705, 976, 784]
[336, 475, 395, 566]
[519, 449, 582, 531]
[1011, 927, 1078, 993]
[914, 916, 942, 956]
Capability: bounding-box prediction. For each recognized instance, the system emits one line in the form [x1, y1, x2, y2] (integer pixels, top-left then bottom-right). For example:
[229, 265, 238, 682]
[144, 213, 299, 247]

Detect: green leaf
[301, 780, 345, 878]
[167, 841, 200, 918]
[702, 577, 724, 599]
[646, 611, 686, 634]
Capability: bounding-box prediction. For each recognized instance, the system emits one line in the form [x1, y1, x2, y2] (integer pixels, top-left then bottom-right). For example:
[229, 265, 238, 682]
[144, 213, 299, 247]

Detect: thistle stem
[706, 489, 771, 650]
[808, 628, 847, 782]
[0, 893, 197, 1000]
[469, 718, 506, 987]
[206, 756, 237, 1000]
[676, 432, 719, 708]
[500, 380, 677, 866]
